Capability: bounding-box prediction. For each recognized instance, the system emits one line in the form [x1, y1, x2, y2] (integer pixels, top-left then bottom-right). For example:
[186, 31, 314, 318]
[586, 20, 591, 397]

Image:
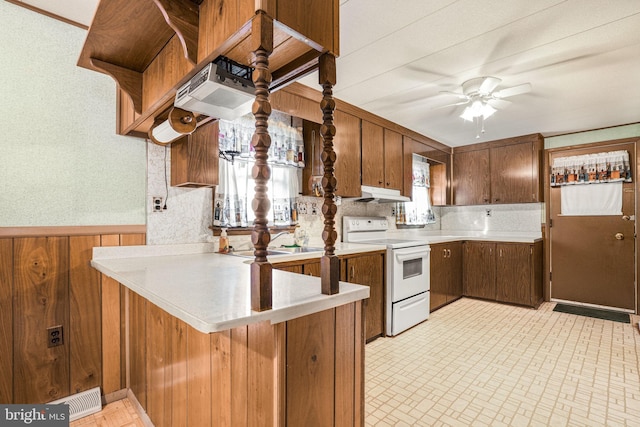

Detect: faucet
[269, 231, 291, 247]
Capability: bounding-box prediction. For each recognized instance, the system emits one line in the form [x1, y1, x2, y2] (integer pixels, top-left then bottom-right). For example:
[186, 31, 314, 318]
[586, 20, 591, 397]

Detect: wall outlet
[152, 196, 164, 212]
[47, 325, 63, 348]
[486, 209, 492, 217]
[298, 202, 308, 215]
[311, 203, 318, 215]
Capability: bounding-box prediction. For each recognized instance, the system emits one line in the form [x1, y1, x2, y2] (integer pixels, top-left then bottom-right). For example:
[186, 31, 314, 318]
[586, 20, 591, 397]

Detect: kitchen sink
[228, 247, 324, 257]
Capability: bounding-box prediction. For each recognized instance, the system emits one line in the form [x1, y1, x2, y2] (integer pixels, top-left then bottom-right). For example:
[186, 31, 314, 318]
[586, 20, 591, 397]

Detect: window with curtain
[396, 154, 436, 226]
[551, 150, 632, 186]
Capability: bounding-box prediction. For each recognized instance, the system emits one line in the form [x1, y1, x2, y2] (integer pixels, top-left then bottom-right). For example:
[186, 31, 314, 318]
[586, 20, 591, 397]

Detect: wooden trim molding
[0, 225, 146, 238]
[5, 0, 89, 29]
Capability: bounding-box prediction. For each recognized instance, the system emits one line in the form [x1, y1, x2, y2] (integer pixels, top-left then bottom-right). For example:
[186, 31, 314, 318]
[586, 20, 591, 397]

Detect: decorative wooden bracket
[90, 58, 143, 114]
[318, 53, 340, 296]
[250, 13, 275, 312]
[151, 0, 200, 65]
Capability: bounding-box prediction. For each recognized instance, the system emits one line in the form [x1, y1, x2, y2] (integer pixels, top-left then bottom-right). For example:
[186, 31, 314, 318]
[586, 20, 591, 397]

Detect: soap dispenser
[218, 228, 230, 254]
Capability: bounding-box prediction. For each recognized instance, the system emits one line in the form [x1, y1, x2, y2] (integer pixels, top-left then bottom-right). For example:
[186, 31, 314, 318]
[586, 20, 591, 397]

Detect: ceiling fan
[438, 76, 532, 138]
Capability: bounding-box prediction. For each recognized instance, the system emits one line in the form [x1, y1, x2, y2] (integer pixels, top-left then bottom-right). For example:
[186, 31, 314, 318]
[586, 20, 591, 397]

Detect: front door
[549, 141, 636, 311]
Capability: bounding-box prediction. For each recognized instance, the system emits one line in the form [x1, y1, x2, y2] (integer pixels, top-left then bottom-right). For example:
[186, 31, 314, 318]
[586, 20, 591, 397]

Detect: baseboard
[127, 389, 154, 427]
[103, 389, 129, 405]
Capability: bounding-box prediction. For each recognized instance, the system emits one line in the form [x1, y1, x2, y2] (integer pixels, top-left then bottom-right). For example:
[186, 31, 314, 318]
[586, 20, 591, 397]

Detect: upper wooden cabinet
[333, 110, 362, 197]
[79, 0, 340, 137]
[171, 119, 219, 187]
[453, 134, 543, 205]
[361, 122, 403, 191]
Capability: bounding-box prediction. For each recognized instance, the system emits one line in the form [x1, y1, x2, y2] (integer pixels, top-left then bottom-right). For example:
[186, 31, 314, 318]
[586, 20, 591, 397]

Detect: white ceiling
[19, 0, 640, 147]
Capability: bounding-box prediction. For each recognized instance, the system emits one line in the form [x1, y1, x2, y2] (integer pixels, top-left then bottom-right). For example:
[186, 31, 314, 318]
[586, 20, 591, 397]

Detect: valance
[551, 150, 632, 186]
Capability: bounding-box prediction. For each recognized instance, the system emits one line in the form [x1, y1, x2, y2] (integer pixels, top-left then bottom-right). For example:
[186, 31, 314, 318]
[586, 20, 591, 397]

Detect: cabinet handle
[447, 249, 451, 258]
[483, 198, 489, 203]
[494, 198, 500, 202]
[350, 265, 355, 280]
[443, 249, 447, 258]
[499, 248, 503, 257]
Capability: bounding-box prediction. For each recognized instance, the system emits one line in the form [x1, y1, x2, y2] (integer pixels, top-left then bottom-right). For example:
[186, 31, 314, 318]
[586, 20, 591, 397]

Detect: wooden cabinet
[463, 241, 496, 300]
[463, 240, 543, 307]
[171, 119, 219, 187]
[334, 110, 362, 197]
[496, 242, 543, 307]
[453, 148, 491, 205]
[274, 259, 321, 276]
[361, 122, 403, 191]
[453, 134, 543, 205]
[341, 252, 385, 342]
[430, 242, 462, 311]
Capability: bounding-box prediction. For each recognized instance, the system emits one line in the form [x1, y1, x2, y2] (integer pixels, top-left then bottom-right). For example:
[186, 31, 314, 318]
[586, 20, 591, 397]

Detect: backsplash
[147, 142, 541, 244]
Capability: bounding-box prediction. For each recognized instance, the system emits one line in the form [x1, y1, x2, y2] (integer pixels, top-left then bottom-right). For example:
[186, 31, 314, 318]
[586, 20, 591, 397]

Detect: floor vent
[49, 387, 102, 421]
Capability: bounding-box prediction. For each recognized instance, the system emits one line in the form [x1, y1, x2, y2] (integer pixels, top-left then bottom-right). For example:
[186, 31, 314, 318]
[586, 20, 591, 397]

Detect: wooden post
[319, 53, 340, 295]
[250, 13, 274, 311]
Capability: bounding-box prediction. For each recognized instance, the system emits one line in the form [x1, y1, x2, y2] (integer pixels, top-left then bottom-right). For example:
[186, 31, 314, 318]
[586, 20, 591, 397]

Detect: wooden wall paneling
[211, 329, 231, 426]
[230, 326, 248, 426]
[128, 290, 147, 409]
[171, 318, 188, 427]
[146, 303, 173, 426]
[13, 237, 70, 403]
[247, 321, 277, 426]
[187, 324, 212, 427]
[271, 89, 322, 123]
[354, 300, 364, 426]
[276, 0, 337, 54]
[69, 235, 102, 394]
[0, 238, 13, 403]
[286, 308, 335, 425]
[334, 302, 355, 426]
[142, 35, 194, 112]
[100, 234, 122, 395]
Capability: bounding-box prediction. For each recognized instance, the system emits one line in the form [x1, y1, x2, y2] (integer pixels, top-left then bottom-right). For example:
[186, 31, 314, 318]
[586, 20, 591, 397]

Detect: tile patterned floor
[71, 298, 640, 426]
[365, 298, 640, 427]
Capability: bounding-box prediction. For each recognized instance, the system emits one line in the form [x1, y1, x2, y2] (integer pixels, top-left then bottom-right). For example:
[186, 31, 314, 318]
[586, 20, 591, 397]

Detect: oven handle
[394, 248, 430, 262]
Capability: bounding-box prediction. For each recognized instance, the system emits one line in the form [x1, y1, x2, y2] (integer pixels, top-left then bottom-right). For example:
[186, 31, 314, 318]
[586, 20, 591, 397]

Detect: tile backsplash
[147, 143, 542, 244]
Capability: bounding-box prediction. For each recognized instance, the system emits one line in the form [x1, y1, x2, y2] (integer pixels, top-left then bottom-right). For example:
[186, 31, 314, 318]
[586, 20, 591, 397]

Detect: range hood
[174, 57, 254, 121]
[352, 185, 411, 203]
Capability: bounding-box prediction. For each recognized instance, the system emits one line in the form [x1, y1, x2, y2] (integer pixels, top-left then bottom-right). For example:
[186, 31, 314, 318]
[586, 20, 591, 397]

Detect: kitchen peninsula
[91, 242, 378, 426]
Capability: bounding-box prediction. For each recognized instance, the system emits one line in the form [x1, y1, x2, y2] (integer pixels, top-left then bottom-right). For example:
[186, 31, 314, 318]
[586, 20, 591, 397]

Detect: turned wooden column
[319, 53, 340, 295]
[250, 13, 274, 311]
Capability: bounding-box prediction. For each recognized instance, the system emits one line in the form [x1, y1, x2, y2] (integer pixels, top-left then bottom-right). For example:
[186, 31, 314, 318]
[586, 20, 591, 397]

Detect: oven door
[388, 245, 430, 302]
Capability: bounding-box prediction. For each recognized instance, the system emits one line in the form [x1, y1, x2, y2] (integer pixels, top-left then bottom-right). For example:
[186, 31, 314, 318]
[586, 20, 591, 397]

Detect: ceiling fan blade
[487, 98, 511, 109]
[479, 76, 501, 95]
[431, 99, 470, 110]
[493, 83, 532, 98]
[439, 90, 469, 100]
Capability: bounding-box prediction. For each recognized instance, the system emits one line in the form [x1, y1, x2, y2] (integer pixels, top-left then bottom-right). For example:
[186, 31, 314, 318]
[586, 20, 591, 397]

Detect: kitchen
[1, 1, 640, 426]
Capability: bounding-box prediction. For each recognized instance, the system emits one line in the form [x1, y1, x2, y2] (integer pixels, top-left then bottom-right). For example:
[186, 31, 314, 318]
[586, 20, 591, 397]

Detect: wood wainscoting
[0, 226, 145, 404]
[123, 289, 365, 426]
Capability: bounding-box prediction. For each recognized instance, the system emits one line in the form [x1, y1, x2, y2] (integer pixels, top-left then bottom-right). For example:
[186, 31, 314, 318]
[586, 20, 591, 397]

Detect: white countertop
[91, 242, 379, 334]
[386, 229, 542, 244]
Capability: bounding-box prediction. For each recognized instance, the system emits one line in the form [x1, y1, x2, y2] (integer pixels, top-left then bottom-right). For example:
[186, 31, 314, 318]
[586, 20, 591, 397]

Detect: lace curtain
[551, 150, 632, 187]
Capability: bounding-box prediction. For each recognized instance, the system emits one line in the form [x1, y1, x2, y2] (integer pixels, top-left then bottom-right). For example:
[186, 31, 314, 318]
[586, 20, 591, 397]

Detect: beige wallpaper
[0, 2, 146, 226]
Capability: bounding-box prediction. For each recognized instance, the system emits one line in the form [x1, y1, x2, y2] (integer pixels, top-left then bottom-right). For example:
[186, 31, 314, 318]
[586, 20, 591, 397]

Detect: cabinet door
[361, 120, 385, 188]
[490, 142, 535, 203]
[303, 260, 321, 277]
[446, 241, 463, 303]
[171, 119, 219, 187]
[344, 253, 384, 341]
[463, 242, 496, 299]
[496, 244, 532, 305]
[383, 129, 403, 191]
[334, 110, 361, 197]
[453, 148, 490, 205]
[275, 264, 303, 274]
[429, 244, 448, 311]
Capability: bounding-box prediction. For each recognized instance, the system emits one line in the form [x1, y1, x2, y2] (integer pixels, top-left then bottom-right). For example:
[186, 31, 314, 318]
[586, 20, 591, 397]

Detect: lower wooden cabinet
[275, 251, 385, 342]
[341, 252, 385, 342]
[463, 240, 543, 307]
[430, 242, 462, 311]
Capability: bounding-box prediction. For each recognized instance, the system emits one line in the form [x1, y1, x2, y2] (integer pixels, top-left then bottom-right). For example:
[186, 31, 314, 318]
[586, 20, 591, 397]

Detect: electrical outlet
[47, 325, 63, 348]
[298, 202, 308, 215]
[486, 209, 492, 217]
[311, 203, 318, 215]
[152, 197, 164, 212]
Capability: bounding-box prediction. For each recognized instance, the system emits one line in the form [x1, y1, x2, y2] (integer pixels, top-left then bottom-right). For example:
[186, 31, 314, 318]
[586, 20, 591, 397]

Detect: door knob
[615, 233, 624, 240]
